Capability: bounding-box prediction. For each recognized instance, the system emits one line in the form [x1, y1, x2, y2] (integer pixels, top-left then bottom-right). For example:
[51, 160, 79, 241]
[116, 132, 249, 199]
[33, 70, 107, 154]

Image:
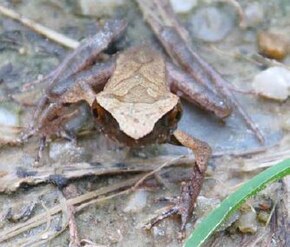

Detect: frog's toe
[19, 126, 37, 143]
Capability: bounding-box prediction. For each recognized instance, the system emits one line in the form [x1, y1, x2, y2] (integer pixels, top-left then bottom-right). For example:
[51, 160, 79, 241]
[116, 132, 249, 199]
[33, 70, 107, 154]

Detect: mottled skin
[94, 47, 180, 145]
[23, 21, 231, 235]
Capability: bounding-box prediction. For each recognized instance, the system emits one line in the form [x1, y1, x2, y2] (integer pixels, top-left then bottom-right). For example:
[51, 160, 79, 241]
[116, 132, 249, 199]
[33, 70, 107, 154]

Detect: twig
[265, 201, 277, 227]
[210, 44, 290, 70]
[0, 5, 79, 49]
[67, 204, 80, 247]
[0, 175, 144, 243]
[0, 155, 195, 193]
[75, 187, 131, 212]
[242, 149, 290, 172]
[17, 201, 53, 247]
[132, 155, 185, 190]
[29, 223, 69, 247]
[0, 154, 194, 244]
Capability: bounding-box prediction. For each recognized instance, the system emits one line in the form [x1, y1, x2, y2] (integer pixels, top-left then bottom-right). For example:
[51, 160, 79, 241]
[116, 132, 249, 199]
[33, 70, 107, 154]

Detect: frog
[22, 20, 232, 235]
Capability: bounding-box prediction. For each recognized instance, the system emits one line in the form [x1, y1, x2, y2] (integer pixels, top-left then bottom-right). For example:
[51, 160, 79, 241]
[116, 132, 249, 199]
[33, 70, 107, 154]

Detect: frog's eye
[174, 109, 182, 121]
[92, 100, 102, 120]
[168, 105, 182, 123]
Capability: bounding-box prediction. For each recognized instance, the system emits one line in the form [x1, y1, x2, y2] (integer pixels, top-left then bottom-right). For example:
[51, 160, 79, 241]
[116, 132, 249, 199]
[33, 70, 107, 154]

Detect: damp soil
[0, 0, 289, 246]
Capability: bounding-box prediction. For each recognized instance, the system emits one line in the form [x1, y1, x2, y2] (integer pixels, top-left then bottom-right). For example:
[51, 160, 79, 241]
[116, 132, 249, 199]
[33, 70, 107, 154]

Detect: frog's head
[91, 93, 182, 145]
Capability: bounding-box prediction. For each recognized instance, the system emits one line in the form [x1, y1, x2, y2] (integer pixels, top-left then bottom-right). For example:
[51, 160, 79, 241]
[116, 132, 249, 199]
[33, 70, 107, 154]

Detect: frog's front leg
[147, 129, 211, 236]
[28, 61, 115, 161]
[167, 62, 232, 119]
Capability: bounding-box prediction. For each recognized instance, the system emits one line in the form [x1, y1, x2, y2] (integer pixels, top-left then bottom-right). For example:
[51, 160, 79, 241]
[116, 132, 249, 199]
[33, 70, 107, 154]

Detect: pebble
[152, 226, 166, 237]
[257, 31, 290, 60]
[0, 106, 18, 126]
[170, 0, 197, 14]
[252, 66, 290, 101]
[257, 211, 270, 224]
[123, 189, 148, 213]
[189, 6, 235, 42]
[195, 196, 220, 215]
[0, 105, 20, 143]
[243, 3, 264, 28]
[237, 205, 258, 233]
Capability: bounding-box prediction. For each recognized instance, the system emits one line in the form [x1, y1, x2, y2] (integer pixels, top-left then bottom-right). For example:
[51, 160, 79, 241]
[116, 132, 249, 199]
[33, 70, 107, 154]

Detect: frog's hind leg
[146, 129, 211, 237]
[171, 129, 211, 231]
[167, 62, 232, 119]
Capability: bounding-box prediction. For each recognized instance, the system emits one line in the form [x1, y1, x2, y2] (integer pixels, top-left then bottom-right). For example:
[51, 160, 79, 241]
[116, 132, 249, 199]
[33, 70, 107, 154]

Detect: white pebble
[237, 208, 258, 233]
[170, 0, 197, 13]
[189, 6, 235, 42]
[252, 66, 290, 101]
[0, 107, 18, 126]
[123, 189, 148, 213]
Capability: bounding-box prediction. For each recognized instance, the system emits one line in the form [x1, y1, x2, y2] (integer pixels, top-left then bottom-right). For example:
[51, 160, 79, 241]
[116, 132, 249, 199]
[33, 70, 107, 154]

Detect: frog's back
[103, 46, 170, 103]
[95, 46, 179, 140]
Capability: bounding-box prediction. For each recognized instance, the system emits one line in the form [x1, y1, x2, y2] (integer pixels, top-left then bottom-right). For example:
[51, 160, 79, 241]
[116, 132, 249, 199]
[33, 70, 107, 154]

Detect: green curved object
[184, 158, 290, 247]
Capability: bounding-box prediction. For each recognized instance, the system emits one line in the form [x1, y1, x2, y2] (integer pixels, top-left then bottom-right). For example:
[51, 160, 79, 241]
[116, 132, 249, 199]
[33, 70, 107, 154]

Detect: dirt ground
[0, 0, 289, 246]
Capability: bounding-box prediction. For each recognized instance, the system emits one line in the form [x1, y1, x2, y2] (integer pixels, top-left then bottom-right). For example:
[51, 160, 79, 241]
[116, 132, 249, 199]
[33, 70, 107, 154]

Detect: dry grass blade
[0, 175, 143, 243]
[132, 155, 185, 189]
[242, 149, 290, 171]
[0, 154, 195, 244]
[0, 5, 79, 49]
[0, 155, 195, 193]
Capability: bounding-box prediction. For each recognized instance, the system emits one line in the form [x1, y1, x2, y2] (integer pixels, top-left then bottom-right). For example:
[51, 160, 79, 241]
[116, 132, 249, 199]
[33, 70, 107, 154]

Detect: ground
[0, 0, 289, 246]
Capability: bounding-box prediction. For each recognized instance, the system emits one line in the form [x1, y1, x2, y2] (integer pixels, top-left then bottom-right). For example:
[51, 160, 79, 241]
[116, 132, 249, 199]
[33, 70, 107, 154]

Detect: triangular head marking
[96, 46, 179, 139]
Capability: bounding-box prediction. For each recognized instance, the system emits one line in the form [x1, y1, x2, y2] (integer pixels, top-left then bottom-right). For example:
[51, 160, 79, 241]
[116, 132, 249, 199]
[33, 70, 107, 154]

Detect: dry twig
[0, 5, 79, 49]
[0, 175, 143, 243]
[0, 154, 197, 244]
[132, 155, 185, 190]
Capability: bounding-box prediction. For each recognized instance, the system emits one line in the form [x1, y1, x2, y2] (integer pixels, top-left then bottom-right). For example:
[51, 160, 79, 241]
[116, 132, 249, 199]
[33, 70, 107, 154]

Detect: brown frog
[22, 20, 231, 235]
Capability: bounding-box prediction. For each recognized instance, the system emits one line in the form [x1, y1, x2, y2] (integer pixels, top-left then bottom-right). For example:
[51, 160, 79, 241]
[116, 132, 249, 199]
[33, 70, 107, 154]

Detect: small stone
[257, 31, 290, 60]
[170, 0, 197, 14]
[252, 66, 290, 101]
[0, 105, 20, 143]
[243, 3, 264, 28]
[152, 226, 165, 237]
[123, 189, 148, 213]
[18, 47, 27, 55]
[189, 6, 235, 42]
[195, 196, 220, 215]
[257, 211, 270, 224]
[0, 107, 18, 126]
[237, 205, 258, 233]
